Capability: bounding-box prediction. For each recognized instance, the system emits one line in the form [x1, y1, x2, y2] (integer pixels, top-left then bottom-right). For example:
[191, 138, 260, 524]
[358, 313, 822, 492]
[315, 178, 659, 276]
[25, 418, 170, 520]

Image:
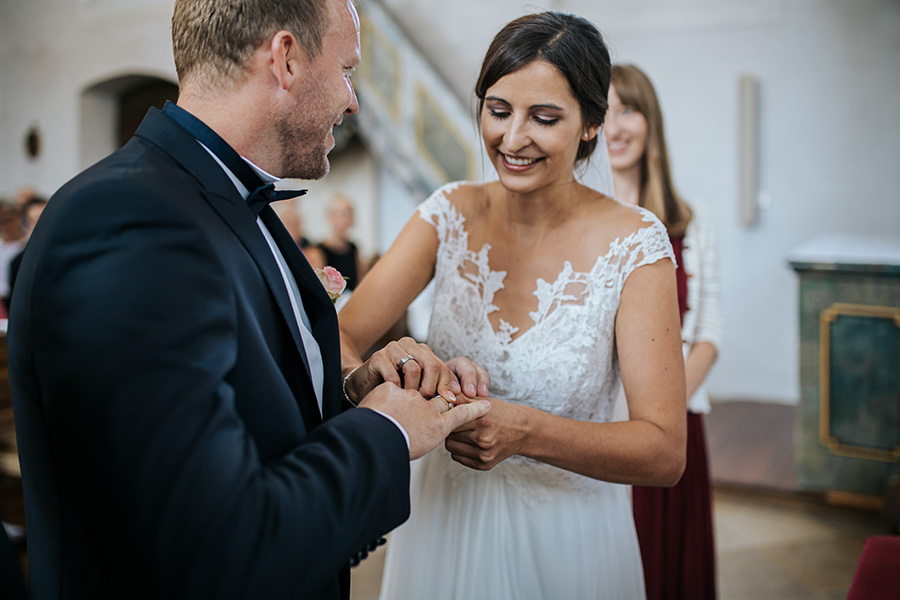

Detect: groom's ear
[269, 30, 308, 91]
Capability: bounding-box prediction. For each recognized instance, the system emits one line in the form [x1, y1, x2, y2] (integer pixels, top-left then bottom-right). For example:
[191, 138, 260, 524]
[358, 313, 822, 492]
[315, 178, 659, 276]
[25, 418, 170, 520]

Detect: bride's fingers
[433, 367, 459, 406]
[444, 438, 491, 470]
[444, 436, 468, 454]
[426, 395, 452, 413]
[423, 345, 461, 401]
[446, 427, 478, 445]
[448, 357, 490, 398]
[441, 399, 491, 435]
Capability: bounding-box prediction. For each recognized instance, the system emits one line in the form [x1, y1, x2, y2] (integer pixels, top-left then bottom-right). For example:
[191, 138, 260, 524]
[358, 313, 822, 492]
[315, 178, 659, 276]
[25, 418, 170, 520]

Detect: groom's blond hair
[171, 0, 330, 90]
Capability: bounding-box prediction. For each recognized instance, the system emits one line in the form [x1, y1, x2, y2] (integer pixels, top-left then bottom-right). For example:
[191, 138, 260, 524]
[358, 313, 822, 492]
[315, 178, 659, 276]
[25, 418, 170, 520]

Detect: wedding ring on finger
[397, 355, 415, 369]
[432, 396, 453, 413]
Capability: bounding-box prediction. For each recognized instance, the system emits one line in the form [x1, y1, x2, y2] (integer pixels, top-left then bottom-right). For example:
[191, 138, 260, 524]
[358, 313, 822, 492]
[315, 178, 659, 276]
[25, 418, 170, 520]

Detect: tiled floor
[714, 487, 889, 600]
[348, 402, 897, 600]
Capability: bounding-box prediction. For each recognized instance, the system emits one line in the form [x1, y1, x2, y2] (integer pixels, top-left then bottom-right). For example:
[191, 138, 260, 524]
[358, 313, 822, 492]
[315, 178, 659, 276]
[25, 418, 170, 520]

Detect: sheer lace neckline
[465, 245, 612, 344]
[426, 184, 665, 345]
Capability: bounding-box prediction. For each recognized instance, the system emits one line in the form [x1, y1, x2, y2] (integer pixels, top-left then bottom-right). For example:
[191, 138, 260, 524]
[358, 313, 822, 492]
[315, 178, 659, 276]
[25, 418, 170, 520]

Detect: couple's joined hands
[346, 338, 527, 466]
[347, 337, 496, 460]
[344, 337, 490, 405]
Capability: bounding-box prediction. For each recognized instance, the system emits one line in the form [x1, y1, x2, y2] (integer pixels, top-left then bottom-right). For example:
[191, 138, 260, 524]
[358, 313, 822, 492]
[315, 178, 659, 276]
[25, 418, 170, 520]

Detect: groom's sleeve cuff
[370, 410, 410, 449]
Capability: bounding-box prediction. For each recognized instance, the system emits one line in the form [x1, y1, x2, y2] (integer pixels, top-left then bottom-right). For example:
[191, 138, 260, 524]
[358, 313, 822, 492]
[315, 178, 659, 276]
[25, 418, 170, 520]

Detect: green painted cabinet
[790, 235, 900, 505]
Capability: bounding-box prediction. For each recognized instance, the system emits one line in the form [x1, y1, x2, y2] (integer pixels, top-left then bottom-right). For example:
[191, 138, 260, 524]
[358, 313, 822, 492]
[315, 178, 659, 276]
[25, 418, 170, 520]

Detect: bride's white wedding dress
[378, 182, 674, 600]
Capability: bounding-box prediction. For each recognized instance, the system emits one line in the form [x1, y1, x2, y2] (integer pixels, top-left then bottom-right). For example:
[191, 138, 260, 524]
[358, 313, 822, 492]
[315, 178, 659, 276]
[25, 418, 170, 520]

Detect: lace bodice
[418, 182, 675, 496]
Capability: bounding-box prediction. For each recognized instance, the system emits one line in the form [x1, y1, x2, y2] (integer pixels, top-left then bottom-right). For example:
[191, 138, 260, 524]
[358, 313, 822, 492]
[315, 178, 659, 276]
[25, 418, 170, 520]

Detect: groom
[7, 0, 489, 598]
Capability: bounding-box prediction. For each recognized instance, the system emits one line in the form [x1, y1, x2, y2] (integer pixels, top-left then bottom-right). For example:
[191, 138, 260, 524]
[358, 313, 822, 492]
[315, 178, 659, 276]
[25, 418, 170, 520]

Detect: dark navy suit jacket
[8, 107, 410, 599]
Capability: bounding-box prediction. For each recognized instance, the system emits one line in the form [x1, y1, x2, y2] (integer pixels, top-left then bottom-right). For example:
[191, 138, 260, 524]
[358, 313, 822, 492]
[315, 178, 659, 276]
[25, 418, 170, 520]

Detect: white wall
[0, 0, 177, 198]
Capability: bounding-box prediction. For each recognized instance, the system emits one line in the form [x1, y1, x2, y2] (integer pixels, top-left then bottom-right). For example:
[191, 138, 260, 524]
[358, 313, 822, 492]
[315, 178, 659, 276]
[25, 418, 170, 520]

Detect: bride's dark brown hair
[475, 12, 611, 164]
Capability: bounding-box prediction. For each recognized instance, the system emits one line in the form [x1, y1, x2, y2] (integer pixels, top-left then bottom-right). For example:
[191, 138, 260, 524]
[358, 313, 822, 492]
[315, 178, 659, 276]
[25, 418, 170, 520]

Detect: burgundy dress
[631, 234, 717, 600]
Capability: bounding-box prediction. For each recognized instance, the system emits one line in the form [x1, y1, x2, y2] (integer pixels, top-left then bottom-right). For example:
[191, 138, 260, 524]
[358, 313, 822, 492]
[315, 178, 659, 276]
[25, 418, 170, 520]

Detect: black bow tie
[162, 102, 307, 215]
[247, 183, 308, 216]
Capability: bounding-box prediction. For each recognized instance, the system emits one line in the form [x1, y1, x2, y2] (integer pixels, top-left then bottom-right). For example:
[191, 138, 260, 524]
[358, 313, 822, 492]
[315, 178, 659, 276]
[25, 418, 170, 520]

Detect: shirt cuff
[371, 409, 411, 449]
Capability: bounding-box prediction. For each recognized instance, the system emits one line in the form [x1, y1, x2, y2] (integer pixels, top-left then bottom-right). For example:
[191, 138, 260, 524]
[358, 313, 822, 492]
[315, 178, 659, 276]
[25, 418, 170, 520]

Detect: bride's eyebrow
[530, 103, 564, 111]
[484, 96, 565, 112]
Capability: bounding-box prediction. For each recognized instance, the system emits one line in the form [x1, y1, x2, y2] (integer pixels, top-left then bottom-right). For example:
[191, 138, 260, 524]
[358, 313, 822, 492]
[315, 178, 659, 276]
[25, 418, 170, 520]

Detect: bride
[338, 12, 686, 599]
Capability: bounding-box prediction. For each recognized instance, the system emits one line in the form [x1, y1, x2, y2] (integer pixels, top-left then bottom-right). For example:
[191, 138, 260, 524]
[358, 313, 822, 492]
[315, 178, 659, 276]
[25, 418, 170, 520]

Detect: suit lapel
[259, 206, 344, 420]
[134, 108, 328, 424]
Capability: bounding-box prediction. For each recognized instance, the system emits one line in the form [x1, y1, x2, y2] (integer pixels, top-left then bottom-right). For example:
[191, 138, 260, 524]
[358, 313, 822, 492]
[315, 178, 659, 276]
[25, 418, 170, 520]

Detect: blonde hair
[611, 64, 692, 235]
[172, 0, 330, 90]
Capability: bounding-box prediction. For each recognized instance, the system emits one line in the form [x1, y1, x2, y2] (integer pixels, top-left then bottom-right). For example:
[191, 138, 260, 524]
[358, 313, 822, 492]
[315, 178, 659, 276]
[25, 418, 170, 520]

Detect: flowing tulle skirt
[378, 450, 646, 600]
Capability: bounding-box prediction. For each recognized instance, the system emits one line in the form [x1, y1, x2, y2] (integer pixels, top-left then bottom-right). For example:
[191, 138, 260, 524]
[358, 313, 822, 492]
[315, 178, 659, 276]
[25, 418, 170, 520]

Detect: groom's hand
[354, 337, 461, 403]
[359, 383, 491, 460]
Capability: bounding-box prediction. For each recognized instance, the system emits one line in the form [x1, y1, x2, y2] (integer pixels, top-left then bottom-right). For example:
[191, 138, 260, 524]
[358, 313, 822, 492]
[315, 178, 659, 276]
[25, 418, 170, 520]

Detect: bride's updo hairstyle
[475, 12, 611, 164]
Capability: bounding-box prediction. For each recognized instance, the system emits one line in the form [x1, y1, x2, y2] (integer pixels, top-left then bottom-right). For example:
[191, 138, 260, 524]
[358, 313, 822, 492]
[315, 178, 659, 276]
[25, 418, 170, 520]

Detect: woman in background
[272, 200, 325, 270]
[317, 194, 367, 290]
[607, 63, 724, 600]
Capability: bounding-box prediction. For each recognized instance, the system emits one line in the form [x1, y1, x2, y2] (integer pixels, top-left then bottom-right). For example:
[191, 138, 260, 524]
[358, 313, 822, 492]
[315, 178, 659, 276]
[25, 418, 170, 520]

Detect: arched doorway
[79, 74, 178, 169]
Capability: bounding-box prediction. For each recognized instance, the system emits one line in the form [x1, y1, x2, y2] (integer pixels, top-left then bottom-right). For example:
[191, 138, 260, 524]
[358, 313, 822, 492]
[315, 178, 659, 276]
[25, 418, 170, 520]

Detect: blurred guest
[317, 194, 366, 289]
[7, 195, 48, 310]
[20, 195, 47, 237]
[607, 63, 724, 600]
[14, 185, 40, 207]
[0, 201, 26, 316]
[273, 200, 325, 269]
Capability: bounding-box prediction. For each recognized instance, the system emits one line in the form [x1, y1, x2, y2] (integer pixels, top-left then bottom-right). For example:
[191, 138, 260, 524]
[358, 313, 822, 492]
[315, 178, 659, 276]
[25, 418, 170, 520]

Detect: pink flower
[315, 266, 347, 302]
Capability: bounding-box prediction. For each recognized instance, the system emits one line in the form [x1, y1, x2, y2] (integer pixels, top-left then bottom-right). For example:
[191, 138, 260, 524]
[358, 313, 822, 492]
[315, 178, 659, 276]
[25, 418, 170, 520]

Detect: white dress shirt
[200, 146, 325, 413]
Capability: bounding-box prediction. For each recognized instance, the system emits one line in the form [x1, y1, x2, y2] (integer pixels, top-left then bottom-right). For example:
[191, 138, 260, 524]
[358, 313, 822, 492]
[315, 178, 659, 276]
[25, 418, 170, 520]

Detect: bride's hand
[444, 397, 531, 470]
[447, 357, 490, 399]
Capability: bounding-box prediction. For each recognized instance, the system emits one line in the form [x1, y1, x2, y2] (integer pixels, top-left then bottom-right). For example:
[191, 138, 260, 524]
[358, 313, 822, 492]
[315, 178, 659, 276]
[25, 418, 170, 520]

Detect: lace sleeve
[619, 208, 676, 283]
[416, 181, 465, 239]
